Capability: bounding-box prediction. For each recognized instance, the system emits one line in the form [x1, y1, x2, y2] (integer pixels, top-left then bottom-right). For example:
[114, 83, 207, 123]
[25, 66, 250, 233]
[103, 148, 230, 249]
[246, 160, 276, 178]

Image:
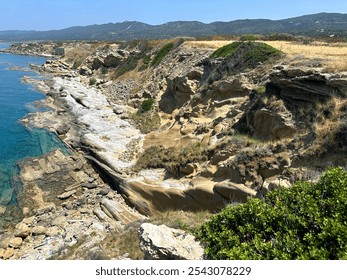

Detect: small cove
[0, 46, 69, 226]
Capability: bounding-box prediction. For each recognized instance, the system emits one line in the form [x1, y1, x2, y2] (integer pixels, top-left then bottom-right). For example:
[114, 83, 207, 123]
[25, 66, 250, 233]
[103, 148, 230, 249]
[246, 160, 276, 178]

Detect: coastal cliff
[1, 38, 346, 259]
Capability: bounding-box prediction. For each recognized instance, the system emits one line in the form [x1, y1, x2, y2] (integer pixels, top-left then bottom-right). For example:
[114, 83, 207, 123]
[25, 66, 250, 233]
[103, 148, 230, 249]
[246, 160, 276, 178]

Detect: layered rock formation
[2, 39, 346, 259]
[20, 40, 347, 217]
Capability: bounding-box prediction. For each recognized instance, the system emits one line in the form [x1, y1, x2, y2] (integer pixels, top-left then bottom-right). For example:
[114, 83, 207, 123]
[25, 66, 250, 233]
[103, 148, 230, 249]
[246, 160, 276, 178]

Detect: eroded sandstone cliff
[1, 39, 346, 259]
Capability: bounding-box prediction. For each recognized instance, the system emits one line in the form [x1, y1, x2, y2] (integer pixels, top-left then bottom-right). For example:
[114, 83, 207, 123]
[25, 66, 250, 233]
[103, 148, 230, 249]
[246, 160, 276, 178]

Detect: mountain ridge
[1, 12, 347, 41]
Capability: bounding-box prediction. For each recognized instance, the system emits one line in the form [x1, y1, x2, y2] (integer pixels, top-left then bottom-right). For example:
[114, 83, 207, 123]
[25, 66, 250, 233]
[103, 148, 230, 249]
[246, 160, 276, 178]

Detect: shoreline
[0, 57, 147, 260]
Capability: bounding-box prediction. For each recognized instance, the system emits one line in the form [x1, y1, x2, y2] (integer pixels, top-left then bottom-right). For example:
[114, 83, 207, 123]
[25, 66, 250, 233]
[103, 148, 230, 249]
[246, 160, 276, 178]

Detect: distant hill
[1, 13, 347, 41]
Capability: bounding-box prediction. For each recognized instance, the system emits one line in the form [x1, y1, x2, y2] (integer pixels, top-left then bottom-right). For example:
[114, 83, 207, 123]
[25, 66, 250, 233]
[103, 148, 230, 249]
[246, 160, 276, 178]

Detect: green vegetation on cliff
[197, 167, 347, 260]
[151, 43, 175, 67]
[211, 42, 242, 58]
[211, 41, 281, 63]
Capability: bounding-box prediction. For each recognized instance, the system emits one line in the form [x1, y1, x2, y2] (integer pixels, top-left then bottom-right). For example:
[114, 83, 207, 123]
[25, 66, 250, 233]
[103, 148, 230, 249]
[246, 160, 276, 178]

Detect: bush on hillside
[211, 41, 281, 63]
[141, 98, 155, 112]
[151, 43, 175, 67]
[112, 56, 139, 78]
[210, 42, 242, 58]
[197, 167, 347, 260]
[244, 42, 281, 63]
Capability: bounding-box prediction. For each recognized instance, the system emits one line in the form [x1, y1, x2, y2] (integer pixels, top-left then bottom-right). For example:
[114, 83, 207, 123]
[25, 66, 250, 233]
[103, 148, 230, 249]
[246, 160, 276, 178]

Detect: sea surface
[0, 43, 68, 214]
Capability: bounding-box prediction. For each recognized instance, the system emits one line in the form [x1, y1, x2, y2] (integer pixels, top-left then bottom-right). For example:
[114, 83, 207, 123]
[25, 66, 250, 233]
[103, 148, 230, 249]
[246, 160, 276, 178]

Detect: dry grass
[63, 43, 99, 68]
[184, 40, 235, 50]
[101, 226, 145, 260]
[130, 111, 161, 133]
[185, 40, 347, 71]
[134, 142, 208, 175]
[98, 210, 213, 260]
[150, 210, 213, 232]
[306, 97, 347, 155]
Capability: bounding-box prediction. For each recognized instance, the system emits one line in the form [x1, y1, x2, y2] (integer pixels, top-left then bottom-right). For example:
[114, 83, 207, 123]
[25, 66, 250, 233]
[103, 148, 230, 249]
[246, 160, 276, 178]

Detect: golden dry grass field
[185, 40, 347, 72]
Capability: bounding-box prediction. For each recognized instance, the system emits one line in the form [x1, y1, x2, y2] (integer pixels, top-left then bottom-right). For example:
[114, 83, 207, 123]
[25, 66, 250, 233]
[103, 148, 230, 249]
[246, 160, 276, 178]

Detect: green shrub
[210, 42, 242, 58]
[72, 59, 83, 69]
[211, 42, 281, 64]
[244, 42, 281, 63]
[112, 56, 139, 78]
[197, 167, 347, 260]
[139, 55, 151, 71]
[141, 98, 154, 112]
[255, 85, 266, 94]
[151, 43, 175, 67]
[89, 77, 97, 86]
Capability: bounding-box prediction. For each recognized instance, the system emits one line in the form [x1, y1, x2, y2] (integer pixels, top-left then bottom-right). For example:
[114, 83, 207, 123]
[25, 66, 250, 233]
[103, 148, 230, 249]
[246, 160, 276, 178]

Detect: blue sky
[0, 0, 347, 31]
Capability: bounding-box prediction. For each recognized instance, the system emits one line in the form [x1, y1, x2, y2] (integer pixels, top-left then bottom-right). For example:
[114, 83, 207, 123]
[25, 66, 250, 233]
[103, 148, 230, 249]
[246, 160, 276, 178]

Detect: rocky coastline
[0, 49, 149, 259]
[1, 39, 346, 260]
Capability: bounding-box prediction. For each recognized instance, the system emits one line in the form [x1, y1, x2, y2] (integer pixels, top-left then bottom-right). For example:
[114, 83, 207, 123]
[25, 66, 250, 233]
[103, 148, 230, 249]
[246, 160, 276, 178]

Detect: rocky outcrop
[159, 72, 201, 113]
[0, 146, 144, 260]
[268, 68, 347, 104]
[4, 40, 347, 260]
[138, 223, 204, 260]
[252, 109, 296, 140]
[1, 42, 58, 57]
[122, 177, 257, 216]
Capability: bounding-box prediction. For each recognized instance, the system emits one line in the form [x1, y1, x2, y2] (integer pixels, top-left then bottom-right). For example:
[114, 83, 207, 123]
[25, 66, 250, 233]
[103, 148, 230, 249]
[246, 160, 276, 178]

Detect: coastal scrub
[197, 167, 347, 260]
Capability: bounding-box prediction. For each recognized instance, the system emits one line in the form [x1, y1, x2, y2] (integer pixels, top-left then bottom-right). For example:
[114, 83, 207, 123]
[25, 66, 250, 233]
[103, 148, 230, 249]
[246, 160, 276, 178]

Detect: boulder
[262, 176, 291, 195]
[104, 52, 126, 67]
[46, 226, 61, 237]
[213, 182, 257, 202]
[208, 75, 251, 100]
[57, 190, 77, 199]
[31, 226, 47, 236]
[2, 248, 14, 260]
[91, 57, 104, 70]
[138, 223, 204, 260]
[159, 74, 199, 113]
[253, 109, 296, 140]
[8, 237, 23, 249]
[14, 223, 31, 238]
[36, 203, 56, 215]
[79, 66, 92, 76]
[22, 216, 35, 226]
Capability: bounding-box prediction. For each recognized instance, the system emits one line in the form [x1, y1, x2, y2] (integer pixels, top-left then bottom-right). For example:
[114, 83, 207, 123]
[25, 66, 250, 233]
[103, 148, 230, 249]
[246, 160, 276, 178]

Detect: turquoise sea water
[0, 44, 69, 210]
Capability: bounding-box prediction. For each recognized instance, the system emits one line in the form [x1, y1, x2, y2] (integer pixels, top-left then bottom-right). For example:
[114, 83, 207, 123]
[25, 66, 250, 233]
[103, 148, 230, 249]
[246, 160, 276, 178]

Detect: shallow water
[0, 48, 69, 210]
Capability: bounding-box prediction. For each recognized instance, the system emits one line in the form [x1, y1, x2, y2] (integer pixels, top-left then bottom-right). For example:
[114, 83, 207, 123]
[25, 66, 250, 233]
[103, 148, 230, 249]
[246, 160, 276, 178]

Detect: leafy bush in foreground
[197, 167, 347, 260]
